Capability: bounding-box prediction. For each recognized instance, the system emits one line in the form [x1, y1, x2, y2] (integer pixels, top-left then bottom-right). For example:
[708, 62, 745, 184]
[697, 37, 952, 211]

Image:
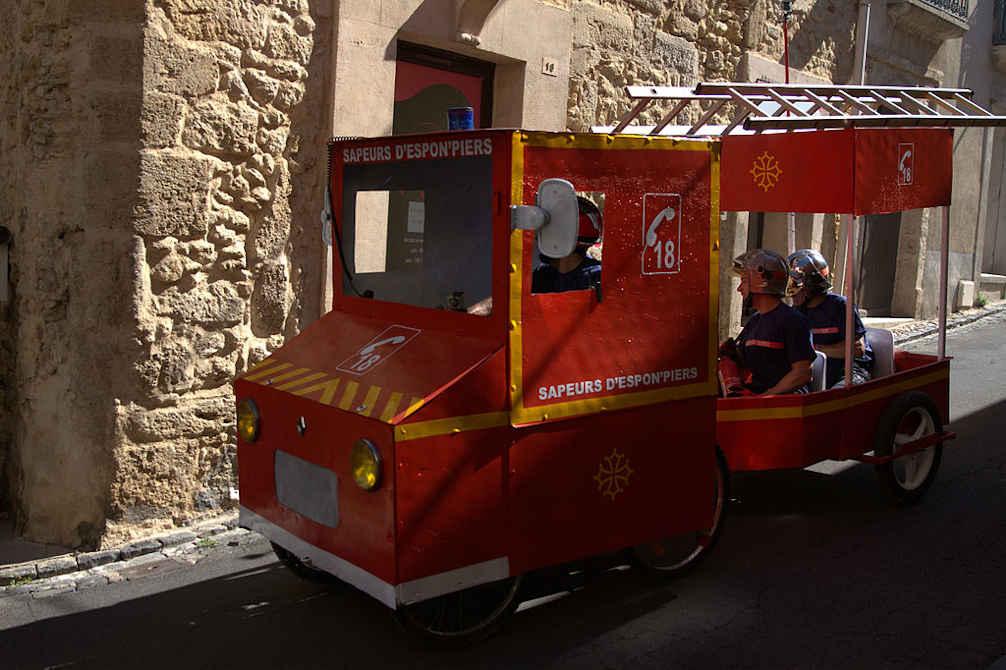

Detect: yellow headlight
[237, 399, 260, 443]
[351, 439, 381, 491]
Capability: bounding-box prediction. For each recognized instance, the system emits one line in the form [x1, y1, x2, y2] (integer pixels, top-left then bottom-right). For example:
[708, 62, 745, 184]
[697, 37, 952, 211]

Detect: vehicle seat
[866, 327, 894, 378]
[810, 350, 827, 392]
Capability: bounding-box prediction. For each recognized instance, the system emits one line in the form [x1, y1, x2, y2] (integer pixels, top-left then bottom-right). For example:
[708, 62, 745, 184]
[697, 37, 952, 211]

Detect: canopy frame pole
[844, 214, 858, 388]
[787, 212, 797, 255]
[938, 206, 950, 360]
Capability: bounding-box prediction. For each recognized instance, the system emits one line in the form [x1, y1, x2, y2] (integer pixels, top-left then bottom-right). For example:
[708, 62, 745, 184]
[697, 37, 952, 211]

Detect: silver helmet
[732, 249, 789, 296]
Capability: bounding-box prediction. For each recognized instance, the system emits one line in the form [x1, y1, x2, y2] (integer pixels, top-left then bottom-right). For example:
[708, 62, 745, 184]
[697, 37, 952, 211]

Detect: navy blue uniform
[800, 293, 873, 387]
[737, 303, 816, 394]
[532, 257, 601, 294]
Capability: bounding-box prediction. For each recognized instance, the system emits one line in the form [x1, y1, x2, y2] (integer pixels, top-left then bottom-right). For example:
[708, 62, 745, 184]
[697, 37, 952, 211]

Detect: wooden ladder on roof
[606, 82, 1006, 137]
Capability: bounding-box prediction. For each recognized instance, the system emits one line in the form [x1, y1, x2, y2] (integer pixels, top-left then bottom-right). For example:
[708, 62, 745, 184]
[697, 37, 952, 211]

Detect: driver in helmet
[721, 249, 816, 395]
[787, 249, 873, 388]
[532, 195, 602, 294]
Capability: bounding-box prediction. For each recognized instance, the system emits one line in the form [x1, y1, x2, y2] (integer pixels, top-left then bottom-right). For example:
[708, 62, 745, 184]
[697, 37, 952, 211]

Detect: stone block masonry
[0, 0, 332, 549]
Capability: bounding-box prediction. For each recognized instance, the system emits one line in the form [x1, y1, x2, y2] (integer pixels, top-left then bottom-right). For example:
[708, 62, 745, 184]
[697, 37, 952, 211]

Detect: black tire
[632, 447, 729, 577]
[271, 542, 336, 584]
[874, 391, 943, 504]
[396, 575, 523, 647]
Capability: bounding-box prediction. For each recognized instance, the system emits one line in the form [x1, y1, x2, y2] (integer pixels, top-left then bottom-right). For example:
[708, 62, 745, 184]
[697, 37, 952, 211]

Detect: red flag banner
[721, 128, 953, 215]
[853, 128, 952, 215]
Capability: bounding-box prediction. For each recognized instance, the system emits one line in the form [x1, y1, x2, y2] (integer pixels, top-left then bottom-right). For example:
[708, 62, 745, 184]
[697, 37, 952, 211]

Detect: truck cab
[235, 129, 723, 639]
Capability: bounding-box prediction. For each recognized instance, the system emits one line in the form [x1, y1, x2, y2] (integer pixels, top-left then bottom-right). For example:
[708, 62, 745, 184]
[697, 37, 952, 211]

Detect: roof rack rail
[602, 82, 1006, 137]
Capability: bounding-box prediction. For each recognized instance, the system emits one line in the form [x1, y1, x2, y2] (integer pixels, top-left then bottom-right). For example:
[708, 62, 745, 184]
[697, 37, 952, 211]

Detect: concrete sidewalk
[0, 517, 66, 566]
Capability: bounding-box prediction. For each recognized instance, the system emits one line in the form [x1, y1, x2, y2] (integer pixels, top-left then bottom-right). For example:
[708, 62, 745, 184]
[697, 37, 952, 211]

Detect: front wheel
[397, 575, 523, 647]
[632, 447, 728, 577]
[874, 391, 943, 504]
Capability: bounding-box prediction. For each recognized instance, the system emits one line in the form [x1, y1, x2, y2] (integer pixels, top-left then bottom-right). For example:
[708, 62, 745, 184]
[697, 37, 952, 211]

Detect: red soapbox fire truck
[234, 82, 1006, 641]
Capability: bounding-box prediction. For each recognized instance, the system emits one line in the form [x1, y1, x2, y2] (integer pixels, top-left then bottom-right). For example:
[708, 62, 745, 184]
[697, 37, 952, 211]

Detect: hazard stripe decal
[236, 359, 430, 425]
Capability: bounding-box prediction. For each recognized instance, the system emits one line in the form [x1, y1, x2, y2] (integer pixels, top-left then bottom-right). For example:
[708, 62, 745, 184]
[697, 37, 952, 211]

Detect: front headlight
[237, 398, 260, 443]
[350, 439, 381, 491]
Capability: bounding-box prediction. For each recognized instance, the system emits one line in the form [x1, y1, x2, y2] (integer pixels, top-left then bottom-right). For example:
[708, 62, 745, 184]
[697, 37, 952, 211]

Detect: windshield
[340, 155, 493, 314]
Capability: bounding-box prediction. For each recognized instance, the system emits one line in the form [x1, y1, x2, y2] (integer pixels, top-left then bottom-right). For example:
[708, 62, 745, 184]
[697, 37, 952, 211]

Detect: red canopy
[720, 127, 952, 215]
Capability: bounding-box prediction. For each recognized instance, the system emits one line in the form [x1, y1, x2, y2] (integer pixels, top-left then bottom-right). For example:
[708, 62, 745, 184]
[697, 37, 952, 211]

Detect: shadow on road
[2, 399, 1004, 670]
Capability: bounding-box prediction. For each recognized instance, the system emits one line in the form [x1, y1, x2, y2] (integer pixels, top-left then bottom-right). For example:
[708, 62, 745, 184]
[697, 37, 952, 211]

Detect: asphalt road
[2, 314, 1005, 669]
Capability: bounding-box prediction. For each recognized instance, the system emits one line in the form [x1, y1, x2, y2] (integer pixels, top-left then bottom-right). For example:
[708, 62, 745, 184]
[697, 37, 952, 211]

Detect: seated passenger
[532, 196, 602, 294]
[721, 249, 816, 395]
[787, 249, 873, 388]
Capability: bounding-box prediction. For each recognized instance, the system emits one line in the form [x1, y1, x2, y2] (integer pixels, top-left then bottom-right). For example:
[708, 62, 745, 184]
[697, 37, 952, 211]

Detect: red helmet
[577, 196, 602, 247]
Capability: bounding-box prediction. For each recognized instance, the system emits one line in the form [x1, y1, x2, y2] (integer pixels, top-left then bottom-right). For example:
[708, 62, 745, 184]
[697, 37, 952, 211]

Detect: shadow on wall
[284, 2, 335, 329]
[0, 1, 145, 550]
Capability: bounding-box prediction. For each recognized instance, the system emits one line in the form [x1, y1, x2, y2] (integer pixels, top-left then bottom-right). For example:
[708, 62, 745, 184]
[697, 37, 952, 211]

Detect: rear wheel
[271, 542, 334, 583]
[397, 575, 523, 646]
[874, 391, 943, 504]
[632, 447, 728, 576]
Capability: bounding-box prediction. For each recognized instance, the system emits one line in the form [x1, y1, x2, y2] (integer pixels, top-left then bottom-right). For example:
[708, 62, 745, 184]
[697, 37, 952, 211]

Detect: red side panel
[394, 350, 509, 581]
[854, 128, 953, 215]
[507, 398, 717, 575]
[516, 143, 717, 424]
[395, 426, 508, 583]
[398, 348, 507, 423]
[721, 129, 855, 214]
[717, 359, 950, 472]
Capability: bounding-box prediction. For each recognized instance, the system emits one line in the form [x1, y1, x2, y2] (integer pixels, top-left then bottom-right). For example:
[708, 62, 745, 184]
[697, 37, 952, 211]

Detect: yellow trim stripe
[396, 411, 510, 442]
[358, 385, 382, 417]
[264, 367, 312, 385]
[709, 146, 721, 396]
[246, 358, 281, 373]
[243, 362, 293, 381]
[517, 381, 716, 425]
[292, 377, 342, 405]
[380, 392, 404, 422]
[716, 368, 949, 422]
[508, 132, 526, 421]
[338, 381, 360, 410]
[520, 131, 713, 154]
[275, 371, 328, 391]
[400, 396, 426, 419]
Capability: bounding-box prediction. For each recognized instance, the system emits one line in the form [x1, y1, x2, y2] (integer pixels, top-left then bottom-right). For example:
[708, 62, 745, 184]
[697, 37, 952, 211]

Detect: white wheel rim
[892, 407, 936, 491]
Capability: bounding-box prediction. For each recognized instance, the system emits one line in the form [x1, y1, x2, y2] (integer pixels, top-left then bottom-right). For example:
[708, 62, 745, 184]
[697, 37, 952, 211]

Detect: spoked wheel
[397, 575, 523, 646]
[875, 391, 943, 504]
[632, 447, 728, 576]
[271, 542, 335, 583]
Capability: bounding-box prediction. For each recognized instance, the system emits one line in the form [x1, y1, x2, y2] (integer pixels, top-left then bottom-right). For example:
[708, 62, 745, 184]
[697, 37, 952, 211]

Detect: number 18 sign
[641, 193, 682, 275]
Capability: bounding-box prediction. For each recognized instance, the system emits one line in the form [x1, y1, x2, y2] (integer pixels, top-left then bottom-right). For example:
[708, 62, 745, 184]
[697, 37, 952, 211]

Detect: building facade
[0, 0, 999, 548]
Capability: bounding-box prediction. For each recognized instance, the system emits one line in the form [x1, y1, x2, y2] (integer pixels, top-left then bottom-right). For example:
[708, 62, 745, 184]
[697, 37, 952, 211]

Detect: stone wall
[567, 0, 858, 131]
[0, 0, 331, 548]
[102, 0, 332, 545]
[0, 0, 19, 524]
[0, 0, 146, 547]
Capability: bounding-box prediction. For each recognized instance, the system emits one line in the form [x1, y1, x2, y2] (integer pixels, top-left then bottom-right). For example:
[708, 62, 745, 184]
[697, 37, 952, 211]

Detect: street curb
[890, 301, 1006, 345]
[0, 513, 271, 598]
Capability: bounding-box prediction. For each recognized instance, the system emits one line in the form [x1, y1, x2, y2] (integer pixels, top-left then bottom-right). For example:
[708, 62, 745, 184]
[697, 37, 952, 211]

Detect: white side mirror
[509, 178, 578, 259]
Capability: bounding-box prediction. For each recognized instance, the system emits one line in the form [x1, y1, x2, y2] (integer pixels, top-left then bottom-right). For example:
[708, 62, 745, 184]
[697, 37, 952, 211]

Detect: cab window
[340, 156, 493, 315]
